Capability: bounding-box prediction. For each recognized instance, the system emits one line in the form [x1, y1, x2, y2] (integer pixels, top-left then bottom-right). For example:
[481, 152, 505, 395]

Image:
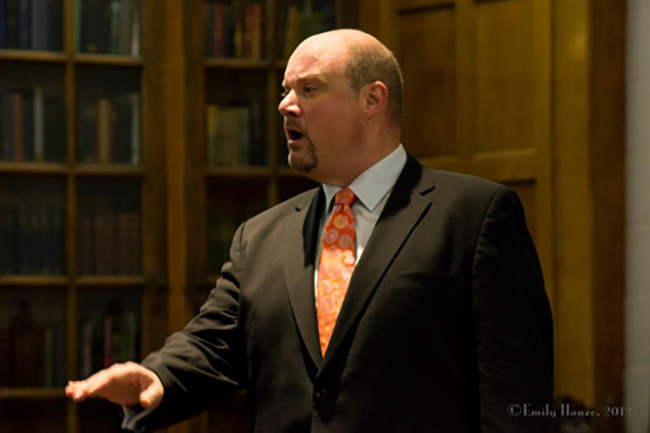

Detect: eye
[304, 85, 317, 94]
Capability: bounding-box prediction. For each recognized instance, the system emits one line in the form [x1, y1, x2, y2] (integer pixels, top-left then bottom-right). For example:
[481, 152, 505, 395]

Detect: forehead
[282, 43, 347, 85]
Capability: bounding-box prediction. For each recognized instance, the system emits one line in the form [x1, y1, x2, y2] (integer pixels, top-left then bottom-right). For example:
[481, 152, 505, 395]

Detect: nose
[278, 90, 300, 117]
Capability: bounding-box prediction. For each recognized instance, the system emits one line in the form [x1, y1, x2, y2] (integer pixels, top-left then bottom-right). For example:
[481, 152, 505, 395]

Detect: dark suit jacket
[138, 156, 554, 432]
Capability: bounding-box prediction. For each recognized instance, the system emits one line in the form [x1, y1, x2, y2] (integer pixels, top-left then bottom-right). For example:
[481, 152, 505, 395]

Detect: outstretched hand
[65, 362, 164, 409]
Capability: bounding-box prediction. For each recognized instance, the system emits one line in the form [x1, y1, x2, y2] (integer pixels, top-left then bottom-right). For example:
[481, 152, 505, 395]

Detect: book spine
[121, 0, 134, 55]
[238, 106, 250, 165]
[251, 3, 262, 59]
[130, 92, 140, 165]
[206, 104, 219, 168]
[103, 315, 112, 367]
[48, 0, 61, 51]
[0, 328, 12, 387]
[14, 327, 44, 387]
[109, 0, 122, 54]
[17, 0, 30, 49]
[6, 0, 17, 49]
[1, 93, 13, 160]
[0, 0, 6, 48]
[22, 89, 34, 160]
[204, 0, 214, 57]
[212, 2, 225, 58]
[130, 212, 141, 274]
[74, 0, 81, 51]
[79, 215, 94, 275]
[283, 6, 300, 59]
[43, 326, 54, 387]
[12, 92, 24, 161]
[97, 98, 111, 164]
[231, 0, 243, 58]
[33, 85, 44, 161]
[17, 202, 29, 274]
[130, 0, 140, 56]
[81, 322, 93, 378]
[1, 204, 19, 274]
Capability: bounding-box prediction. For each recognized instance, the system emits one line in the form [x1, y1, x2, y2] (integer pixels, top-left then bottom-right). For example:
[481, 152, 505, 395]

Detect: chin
[288, 150, 318, 174]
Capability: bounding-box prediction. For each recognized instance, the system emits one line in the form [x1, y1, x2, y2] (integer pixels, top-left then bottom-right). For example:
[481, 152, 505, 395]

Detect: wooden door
[359, 1, 626, 431]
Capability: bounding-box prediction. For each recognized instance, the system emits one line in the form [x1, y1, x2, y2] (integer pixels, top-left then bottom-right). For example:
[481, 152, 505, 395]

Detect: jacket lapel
[322, 156, 436, 365]
[283, 188, 325, 368]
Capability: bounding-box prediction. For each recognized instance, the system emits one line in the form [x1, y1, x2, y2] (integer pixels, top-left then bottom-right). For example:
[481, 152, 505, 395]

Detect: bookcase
[183, 0, 358, 431]
[0, 0, 168, 432]
[187, 0, 357, 297]
[0, 0, 357, 431]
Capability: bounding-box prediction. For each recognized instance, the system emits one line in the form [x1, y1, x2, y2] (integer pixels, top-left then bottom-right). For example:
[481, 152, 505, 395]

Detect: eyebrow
[282, 75, 326, 90]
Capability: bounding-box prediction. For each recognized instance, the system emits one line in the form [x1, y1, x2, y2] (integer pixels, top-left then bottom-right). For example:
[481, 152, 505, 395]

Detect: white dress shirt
[314, 144, 407, 298]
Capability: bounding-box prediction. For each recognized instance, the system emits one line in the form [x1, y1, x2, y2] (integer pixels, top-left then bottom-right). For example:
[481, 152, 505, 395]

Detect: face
[278, 40, 364, 185]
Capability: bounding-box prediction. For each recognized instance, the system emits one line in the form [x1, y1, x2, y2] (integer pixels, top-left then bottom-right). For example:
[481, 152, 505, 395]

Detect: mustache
[283, 120, 303, 132]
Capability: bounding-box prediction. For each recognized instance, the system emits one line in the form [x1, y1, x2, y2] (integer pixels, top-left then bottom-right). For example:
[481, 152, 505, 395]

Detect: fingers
[65, 362, 164, 408]
[139, 368, 164, 409]
[65, 380, 89, 402]
[65, 367, 113, 402]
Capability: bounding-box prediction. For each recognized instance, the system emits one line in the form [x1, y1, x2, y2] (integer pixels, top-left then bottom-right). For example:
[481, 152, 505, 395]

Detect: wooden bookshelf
[180, 0, 357, 431]
[0, 0, 167, 432]
[0, 0, 358, 432]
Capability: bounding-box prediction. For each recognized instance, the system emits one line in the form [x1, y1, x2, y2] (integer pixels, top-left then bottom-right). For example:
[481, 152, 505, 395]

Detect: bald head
[292, 30, 404, 126]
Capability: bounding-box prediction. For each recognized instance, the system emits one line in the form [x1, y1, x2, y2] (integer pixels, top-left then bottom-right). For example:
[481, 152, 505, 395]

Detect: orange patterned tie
[317, 187, 357, 356]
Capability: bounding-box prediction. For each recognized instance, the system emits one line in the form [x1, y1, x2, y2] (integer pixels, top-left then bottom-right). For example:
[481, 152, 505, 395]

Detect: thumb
[139, 378, 163, 409]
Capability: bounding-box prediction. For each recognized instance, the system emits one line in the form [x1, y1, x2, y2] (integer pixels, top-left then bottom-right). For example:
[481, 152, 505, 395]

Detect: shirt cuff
[121, 404, 154, 432]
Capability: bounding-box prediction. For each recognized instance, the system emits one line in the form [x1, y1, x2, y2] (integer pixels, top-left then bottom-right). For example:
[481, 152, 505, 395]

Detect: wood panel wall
[359, 0, 625, 431]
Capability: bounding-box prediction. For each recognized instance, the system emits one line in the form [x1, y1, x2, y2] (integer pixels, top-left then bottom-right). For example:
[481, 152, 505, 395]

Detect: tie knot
[335, 188, 356, 206]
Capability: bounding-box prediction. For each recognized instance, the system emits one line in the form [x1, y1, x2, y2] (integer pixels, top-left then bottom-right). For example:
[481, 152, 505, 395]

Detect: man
[66, 29, 554, 432]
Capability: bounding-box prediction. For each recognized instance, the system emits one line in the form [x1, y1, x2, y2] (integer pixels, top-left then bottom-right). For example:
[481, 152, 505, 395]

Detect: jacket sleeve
[134, 222, 248, 432]
[472, 187, 554, 432]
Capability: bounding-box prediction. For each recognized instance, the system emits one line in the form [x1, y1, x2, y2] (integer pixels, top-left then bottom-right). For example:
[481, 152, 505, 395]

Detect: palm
[66, 362, 163, 409]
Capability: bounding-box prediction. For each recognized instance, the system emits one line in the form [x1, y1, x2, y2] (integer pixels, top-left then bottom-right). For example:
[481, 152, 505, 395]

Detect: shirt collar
[322, 144, 407, 212]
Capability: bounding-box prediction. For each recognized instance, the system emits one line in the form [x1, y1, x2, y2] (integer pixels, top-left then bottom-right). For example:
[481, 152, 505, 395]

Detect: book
[33, 85, 44, 161]
[12, 92, 24, 161]
[109, 0, 123, 54]
[231, 0, 243, 58]
[1, 92, 13, 160]
[204, 0, 214, 57]
[74, 0, 81, 51]
[31, 0, 49, 50]
[120, 0, 135, 55]
[43, 325, 54, 387]
[79, 215, 94, 275]
[48, 0, 62, 50]
[77, 96, 97, 163]
[243, 2, 262, 59]
[1, 204, 19, 274]
[49, 203, 64, 275]
[206, 104, 219, 167]
[17, 0, 30, 49]
[0, 328, 12, 387]
[0, 0, 6, 48]
[97, 98, 112, 163]
[130, 0, 140, 56]
[22, 89, 34, 160]
[130, 92, 140, 164]
[81, 322, 94, 378]
[6, 0, 17, 49]
[212, 1, 227, 58]
[10, 301, 44, 387]
[44, 95, 65, 161]
[283, 5, 301, 59]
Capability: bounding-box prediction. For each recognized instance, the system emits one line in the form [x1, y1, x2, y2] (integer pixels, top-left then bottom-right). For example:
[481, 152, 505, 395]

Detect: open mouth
[286, 129, 305, 141]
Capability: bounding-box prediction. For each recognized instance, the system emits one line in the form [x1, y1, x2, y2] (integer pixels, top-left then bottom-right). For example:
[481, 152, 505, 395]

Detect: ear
[360, 81, 388, 120]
